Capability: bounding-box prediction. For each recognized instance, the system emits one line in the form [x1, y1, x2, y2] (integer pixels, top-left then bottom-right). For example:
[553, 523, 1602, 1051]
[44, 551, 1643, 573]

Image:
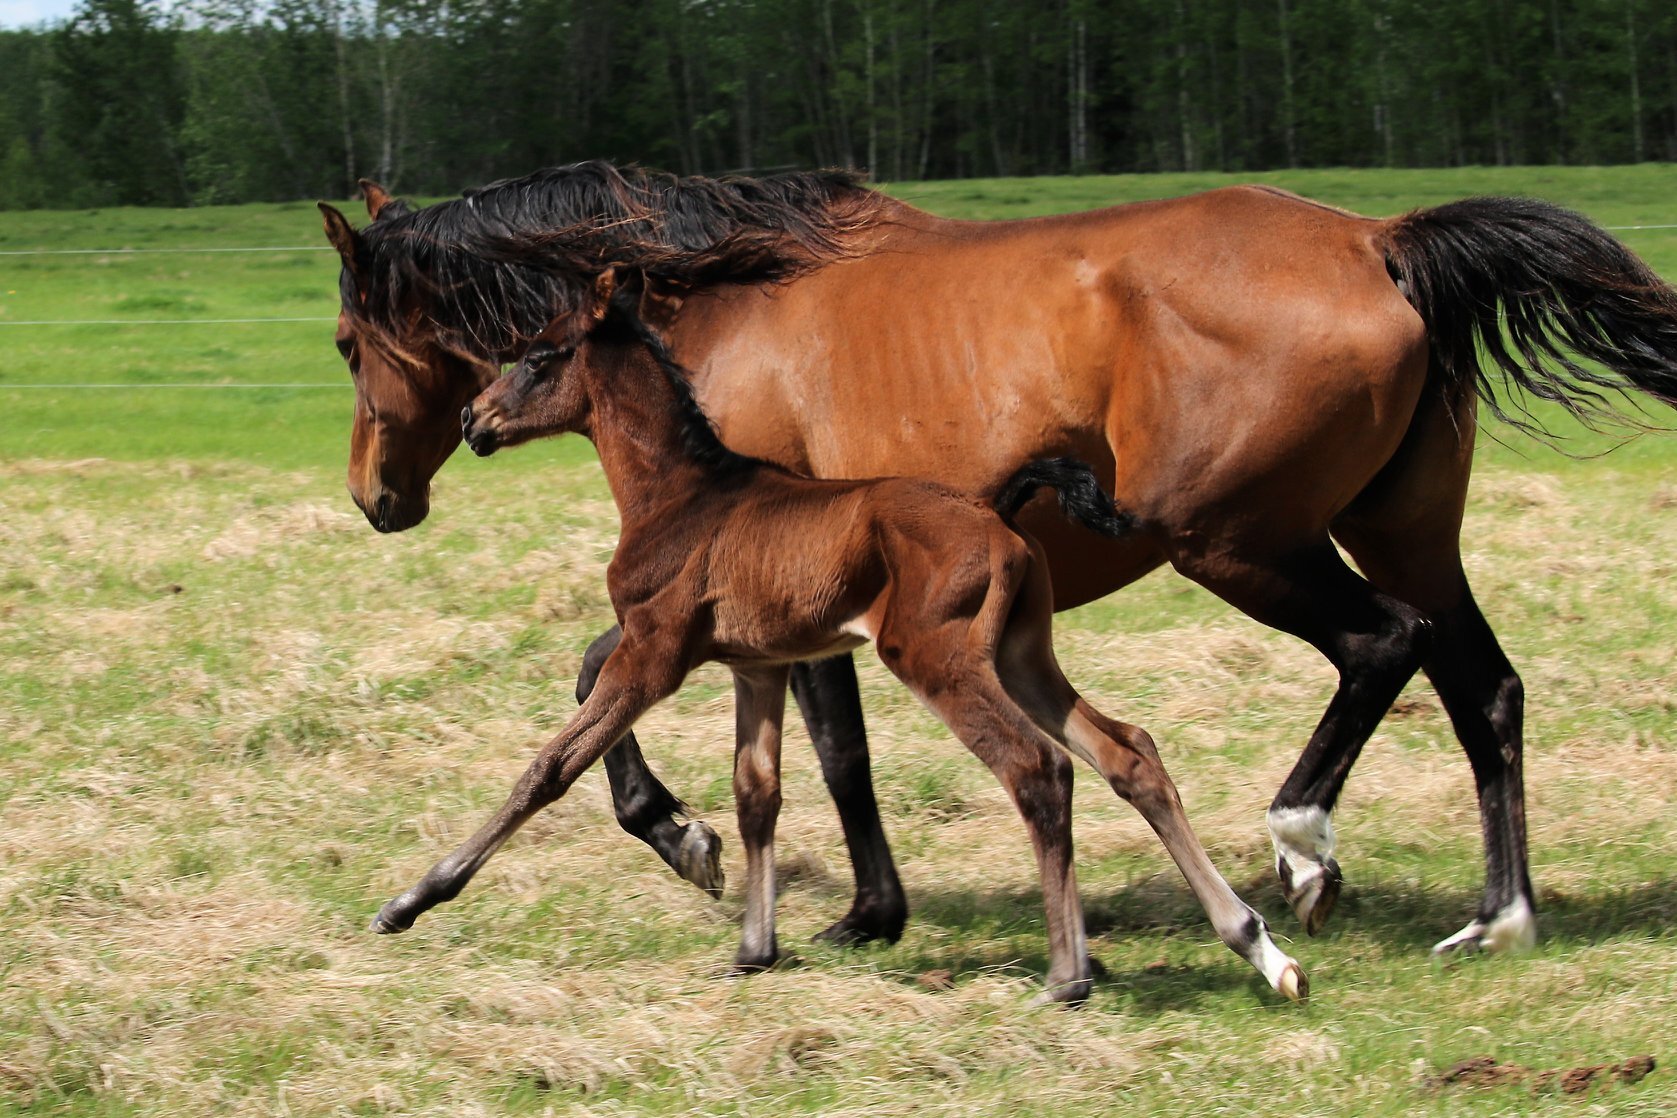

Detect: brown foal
[370, 274, 1306, 1004]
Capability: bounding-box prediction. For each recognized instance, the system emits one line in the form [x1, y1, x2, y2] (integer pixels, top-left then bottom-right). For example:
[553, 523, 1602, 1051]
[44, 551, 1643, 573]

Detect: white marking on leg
[1248, 921, 1306, 999]
[1268, 805, 1336, 903]
[1433, 895, 1537, 956]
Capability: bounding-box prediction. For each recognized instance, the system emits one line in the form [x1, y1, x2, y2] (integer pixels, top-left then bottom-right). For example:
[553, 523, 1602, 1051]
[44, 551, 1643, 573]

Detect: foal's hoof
[1028, 975, 1094, 1008]
[370, 903, 414, 935]
[675, 822, 725, 900]
[1279, 854, 1342, 936]
[725, 945, 785, 977]
[1276, 962, 1309, 1004]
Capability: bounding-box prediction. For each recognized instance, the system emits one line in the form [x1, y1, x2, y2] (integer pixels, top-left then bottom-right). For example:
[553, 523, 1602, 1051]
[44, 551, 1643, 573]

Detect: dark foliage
[5, 0, 1677, 209]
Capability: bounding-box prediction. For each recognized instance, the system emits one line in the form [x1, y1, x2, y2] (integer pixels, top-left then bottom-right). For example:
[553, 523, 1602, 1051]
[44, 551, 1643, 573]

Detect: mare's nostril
[460, 405, 473, 432]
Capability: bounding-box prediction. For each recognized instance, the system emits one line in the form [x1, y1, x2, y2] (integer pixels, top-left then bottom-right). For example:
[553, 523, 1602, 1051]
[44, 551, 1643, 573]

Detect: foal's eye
[523, 343, 573, 379]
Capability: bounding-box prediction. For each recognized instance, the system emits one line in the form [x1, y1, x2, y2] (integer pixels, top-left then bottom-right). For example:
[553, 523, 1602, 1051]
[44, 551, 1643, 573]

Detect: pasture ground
[3, 167, 1677, 1115]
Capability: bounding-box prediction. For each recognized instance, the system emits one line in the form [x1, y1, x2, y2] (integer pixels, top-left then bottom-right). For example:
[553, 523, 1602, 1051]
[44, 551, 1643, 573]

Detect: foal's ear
[359, 179, 395, 220]
[588, 269, 618, 323]
[318, 203, 361, 275]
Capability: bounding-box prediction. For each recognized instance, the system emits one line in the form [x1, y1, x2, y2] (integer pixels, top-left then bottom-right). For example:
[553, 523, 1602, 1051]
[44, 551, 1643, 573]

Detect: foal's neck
[582, 330, 758, 527]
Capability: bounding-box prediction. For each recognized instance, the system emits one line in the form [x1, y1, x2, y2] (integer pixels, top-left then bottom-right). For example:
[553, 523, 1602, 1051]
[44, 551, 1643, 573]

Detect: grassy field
[3, 167, 1676, 1115]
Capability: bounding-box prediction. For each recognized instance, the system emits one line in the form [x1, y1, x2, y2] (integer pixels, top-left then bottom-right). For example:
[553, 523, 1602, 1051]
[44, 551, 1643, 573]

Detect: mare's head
[320, 185, 502, 532]
[461, 273, 619, 457]
[321, 163, 882, 528]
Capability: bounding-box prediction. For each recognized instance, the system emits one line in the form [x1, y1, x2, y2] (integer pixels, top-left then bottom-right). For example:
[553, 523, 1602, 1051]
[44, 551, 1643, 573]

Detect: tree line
[2, 0, 1675, 209]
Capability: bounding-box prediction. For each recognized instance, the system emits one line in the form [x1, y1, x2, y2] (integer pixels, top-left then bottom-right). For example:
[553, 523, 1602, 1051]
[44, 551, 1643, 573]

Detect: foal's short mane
[597, 287, 765, 480]
[345, 160, 886, 359]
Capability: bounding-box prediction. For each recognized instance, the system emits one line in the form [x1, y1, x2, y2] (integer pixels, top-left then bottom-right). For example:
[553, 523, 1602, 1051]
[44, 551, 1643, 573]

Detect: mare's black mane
[345, 160, 884, 360]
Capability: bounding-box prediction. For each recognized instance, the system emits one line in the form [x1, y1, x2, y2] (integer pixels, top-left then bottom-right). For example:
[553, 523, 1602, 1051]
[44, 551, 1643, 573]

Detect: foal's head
[461, 272, 619, 457]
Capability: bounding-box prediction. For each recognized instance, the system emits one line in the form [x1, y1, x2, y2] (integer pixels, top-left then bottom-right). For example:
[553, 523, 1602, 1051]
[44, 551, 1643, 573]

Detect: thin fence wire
[3, 383, 345, 389]
[0, 245, 332, 256]
[0, 221, 1674, 258]
[0, 317, 335, 326]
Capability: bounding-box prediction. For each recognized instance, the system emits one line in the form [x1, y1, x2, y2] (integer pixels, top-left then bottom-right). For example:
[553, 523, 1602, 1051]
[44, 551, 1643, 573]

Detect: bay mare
[370, 276, 1306, 1003]
[320, 162, 1677, 958]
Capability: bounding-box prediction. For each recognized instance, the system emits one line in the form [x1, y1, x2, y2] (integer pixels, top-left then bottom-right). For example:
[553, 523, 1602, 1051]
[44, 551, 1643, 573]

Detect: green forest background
[2, 0, 1675, 209]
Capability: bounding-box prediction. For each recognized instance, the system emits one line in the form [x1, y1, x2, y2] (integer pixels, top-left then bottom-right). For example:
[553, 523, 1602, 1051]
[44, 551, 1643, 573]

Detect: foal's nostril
[460, 405, 473, 432]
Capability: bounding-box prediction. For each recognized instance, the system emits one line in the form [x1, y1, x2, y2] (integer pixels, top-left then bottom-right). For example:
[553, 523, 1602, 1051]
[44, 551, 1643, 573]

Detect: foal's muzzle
[461, 405, 498, 457]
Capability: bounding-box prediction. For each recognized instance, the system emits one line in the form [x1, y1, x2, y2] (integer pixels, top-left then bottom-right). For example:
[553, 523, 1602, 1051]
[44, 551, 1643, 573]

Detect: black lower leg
[1423, 595, 1534, 941]
[584, 626, 724, 897]
[790, 654, 907, 944]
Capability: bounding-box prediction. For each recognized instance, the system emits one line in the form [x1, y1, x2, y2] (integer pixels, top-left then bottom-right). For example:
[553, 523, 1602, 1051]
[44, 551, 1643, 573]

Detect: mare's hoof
[1276, 962, 1309, 1004]
[1279, 854, 1342, 936]
[812, 904, 908, 947]
[675, 822, 725, 900]
[1431, 898, 1537, 957]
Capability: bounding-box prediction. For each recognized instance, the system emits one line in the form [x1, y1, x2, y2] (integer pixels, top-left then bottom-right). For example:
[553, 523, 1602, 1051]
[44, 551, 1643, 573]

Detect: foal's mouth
[460, 405, 500, 457]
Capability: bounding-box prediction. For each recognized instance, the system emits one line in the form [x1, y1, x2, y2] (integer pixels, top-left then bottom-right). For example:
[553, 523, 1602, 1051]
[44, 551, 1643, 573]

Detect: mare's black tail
[1382, 197, 1677, 431]
[993, 457, 1136, 539]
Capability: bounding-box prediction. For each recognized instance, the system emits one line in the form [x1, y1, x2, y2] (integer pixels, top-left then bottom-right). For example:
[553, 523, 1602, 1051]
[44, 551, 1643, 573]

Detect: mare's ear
[588, 269, 618, 324]
[318, 203, 360, 276]
[359, 179, 395, 220]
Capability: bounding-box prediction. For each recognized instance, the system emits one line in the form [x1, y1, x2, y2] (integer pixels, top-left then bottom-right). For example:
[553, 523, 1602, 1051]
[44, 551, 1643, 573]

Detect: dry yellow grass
[2, 449, 1675, 1117]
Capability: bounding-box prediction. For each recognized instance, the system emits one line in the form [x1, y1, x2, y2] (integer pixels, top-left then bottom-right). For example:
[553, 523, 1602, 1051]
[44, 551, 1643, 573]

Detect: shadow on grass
[836, 873, 1677, 1010]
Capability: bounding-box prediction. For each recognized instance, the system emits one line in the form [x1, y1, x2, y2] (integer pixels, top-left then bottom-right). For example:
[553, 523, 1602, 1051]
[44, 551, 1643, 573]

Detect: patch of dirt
[1423, 1054, 1655, 1095]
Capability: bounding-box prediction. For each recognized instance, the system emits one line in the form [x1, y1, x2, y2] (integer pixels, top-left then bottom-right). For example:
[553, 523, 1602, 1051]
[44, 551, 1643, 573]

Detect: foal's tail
[1382, 197, 1677, 431]
[993, 457, 1137, 538]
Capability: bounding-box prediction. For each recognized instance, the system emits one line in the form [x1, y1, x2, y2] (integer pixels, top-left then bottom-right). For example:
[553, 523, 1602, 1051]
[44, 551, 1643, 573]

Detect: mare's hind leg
[1174, 540, 1433, 937]
[1330, 389, 1535, 955]
[373, 630, 685, 934]
[1334, 536, 1534, 955]
[790, 655, 908, 945]
[583, 626, 725, 897]
[731, 666, 791, 972]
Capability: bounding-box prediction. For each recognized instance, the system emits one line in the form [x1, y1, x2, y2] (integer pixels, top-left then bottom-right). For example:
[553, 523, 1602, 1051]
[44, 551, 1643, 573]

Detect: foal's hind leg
[790, 655, 908, 945]
[997, 563, 1305, 999]
[875, 563, 1091, 1005]
[583, 626, 725, 897]
[1174, 541, 1433, 937]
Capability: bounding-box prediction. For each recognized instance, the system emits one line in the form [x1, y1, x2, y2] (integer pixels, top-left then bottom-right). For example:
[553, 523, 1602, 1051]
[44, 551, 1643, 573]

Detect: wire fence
[6, 217, 1677, 388]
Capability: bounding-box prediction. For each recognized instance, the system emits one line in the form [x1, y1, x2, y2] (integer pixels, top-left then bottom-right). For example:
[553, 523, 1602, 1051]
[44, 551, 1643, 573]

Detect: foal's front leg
[372, 636, 683, 934]
[730, 665, 791, 972]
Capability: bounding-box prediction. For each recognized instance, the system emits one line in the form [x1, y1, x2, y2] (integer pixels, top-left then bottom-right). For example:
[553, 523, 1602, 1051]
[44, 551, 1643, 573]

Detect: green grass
[3, 167, 1676, 1115]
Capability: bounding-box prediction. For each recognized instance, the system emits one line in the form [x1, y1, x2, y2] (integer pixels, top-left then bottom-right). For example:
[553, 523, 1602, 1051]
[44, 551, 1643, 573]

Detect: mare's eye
[336, 337, 361, 377]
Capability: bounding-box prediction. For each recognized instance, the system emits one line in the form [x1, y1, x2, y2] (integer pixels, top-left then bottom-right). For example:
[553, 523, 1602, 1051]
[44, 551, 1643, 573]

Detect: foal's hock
[373, 280, 1305, 1004]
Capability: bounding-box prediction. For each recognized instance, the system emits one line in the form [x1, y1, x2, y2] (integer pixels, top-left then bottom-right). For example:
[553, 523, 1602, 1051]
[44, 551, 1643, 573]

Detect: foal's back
[616, 426, 1025, 665]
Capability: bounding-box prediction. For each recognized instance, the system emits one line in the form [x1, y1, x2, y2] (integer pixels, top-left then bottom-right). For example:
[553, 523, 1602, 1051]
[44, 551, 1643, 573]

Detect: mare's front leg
[584, 626, 725, 897]
[373, 632, 686, 934]
[790, 655, 908, 945]
[731, 665, 791, 972]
